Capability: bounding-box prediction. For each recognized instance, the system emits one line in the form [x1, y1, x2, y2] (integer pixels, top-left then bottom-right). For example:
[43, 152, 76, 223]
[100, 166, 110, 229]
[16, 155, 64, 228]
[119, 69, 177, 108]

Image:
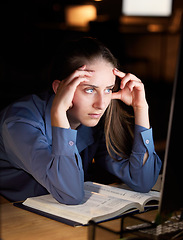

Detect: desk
[1, 203, 158, 240]
[1, 203, 87, 240]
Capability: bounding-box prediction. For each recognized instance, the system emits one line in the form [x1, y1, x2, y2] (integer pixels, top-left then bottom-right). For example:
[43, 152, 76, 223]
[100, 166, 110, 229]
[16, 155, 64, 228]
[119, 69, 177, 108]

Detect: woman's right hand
[51, 65, 92, 129]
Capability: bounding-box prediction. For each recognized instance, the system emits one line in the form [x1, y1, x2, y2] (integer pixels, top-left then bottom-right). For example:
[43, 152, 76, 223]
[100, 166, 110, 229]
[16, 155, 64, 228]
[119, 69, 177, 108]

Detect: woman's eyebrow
[107, 84, 115, 88]
[81, 84, 99, 88]
[81, 84, 115, 88]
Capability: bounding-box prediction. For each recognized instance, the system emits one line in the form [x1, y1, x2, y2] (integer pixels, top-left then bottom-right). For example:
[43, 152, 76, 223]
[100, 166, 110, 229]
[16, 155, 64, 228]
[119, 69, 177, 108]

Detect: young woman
[0, 38, 161, 204]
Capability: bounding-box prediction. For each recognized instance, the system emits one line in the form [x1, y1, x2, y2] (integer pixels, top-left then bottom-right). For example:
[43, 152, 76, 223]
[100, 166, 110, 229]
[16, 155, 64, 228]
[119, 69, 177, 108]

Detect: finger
[74, 69, 93, 79]
[113, 68, 126, 78]
[113, 69, 141, 88]
[111, 91, 122, 100]
[68, 76, 90, 91]
[120, 73, 141, 89]
[78, 65, 87, 71]
[58, 74, 89, 93]
[125, 80, 144, 92]
[65, 69, 93, 85]
[78, 65, 95, 75]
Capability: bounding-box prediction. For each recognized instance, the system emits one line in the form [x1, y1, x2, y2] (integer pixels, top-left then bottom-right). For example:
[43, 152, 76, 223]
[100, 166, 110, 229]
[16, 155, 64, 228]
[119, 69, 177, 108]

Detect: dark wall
[1, 1, 183, 160]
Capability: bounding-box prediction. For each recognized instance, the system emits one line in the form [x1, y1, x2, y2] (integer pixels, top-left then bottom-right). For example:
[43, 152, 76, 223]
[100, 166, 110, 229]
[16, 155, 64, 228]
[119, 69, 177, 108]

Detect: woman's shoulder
[0, 91, 53, 126]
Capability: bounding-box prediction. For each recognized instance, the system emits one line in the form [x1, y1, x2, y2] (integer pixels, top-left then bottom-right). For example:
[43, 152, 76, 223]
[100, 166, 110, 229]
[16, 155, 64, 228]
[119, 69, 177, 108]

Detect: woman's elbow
[129, 172, 160, 193]
[52, 188, 85, 205]
[132, 156, 162, 193]
[132, 183, 152, 193]
[65, 192, 84, 205]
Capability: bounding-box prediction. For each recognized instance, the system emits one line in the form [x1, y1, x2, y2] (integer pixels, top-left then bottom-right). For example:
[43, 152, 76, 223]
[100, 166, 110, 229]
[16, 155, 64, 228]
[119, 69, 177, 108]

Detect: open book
[20, 182, 160, 226]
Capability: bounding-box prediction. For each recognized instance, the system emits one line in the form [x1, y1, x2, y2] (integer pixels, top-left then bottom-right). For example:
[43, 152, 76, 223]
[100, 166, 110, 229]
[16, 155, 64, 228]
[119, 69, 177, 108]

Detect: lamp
[65, 5, 97, 28]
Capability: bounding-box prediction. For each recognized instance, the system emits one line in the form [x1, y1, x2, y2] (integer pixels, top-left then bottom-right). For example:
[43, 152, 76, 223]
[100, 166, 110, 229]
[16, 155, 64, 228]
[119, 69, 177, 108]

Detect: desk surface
[1, 202, 158, 240]
[1, 203, 88, 240]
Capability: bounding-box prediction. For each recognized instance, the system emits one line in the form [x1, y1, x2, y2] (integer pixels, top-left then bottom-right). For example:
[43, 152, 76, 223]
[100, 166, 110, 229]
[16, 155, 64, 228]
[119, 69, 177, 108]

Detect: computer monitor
[122, 0, 173, 17]
[158, 18, 183, 218]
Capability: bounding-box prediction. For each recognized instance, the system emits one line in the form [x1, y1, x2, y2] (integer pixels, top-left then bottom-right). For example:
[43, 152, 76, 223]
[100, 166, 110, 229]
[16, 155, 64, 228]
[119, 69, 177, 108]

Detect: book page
[84, 182, 160, 207]
[23, 190, 140, 225]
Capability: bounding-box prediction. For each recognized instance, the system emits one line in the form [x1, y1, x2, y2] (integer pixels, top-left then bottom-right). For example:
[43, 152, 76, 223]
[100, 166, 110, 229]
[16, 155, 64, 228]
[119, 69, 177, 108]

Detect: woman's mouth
[88, 113, 102, 119]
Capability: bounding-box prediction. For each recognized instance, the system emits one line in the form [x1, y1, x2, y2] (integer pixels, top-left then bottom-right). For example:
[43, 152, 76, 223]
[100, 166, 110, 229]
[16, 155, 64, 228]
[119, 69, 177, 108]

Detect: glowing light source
[65, 5, 97, 28]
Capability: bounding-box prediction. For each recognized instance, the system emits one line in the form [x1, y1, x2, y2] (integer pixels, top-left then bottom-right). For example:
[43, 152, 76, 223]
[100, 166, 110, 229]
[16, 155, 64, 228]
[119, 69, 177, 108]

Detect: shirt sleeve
[2, 118, 84, 204]
[95, 125, 162, 193]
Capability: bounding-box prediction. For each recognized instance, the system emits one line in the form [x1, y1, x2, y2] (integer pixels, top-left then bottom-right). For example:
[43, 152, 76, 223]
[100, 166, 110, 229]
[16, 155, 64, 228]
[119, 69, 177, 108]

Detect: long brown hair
[104, 96, 134, 160]
[51, 37, 134, 160]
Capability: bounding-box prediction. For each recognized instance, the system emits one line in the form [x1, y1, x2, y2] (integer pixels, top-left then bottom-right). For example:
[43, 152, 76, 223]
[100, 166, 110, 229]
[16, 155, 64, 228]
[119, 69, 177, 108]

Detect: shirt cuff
[132, 124, 155, 155]
[52, 127, 77, 156]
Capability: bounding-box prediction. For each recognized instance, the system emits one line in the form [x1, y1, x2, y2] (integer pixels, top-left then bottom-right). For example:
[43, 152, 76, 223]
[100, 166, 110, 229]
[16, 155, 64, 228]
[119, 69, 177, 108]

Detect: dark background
[1, 0, 183, 162]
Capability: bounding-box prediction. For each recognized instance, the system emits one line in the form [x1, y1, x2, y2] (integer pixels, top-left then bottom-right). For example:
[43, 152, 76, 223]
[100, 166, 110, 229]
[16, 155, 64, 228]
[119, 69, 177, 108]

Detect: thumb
[111, 91, 121, 100]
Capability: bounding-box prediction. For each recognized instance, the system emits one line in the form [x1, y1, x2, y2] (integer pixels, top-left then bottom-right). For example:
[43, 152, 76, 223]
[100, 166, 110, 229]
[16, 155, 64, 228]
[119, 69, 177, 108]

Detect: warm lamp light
[65, 5, 97, 28]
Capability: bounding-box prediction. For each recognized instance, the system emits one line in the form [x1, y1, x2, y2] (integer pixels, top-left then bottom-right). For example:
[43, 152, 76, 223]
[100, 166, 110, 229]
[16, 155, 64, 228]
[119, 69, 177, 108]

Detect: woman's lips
[88, 113, 102, 119]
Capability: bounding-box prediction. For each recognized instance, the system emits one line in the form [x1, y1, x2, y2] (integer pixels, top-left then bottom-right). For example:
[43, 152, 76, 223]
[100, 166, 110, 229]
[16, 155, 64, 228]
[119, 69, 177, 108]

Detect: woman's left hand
[112, 68, 150, 130]
[112, 69, 148, 110]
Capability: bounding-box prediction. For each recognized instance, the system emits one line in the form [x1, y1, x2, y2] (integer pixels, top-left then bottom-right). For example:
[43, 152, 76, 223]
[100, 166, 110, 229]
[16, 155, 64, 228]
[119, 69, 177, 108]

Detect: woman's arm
[94, 69, 162, 192]
[134, 105, 150, 164]
[112, 69, 151, 164]
[51, 66, 92, 129]
[94, 124, 162, 192]
[112, 69, 150, 127]
[2, 117, 84, 205]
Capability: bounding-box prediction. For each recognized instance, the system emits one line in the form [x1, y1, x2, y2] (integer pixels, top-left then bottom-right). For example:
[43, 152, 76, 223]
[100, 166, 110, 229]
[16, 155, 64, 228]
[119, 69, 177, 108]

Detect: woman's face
[67, 59, 116, 129]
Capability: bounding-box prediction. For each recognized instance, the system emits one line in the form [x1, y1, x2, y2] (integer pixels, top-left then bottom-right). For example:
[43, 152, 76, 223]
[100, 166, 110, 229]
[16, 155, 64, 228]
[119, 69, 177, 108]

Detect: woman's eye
[85, 88, 94, 94]
[105, 88, 112, 94]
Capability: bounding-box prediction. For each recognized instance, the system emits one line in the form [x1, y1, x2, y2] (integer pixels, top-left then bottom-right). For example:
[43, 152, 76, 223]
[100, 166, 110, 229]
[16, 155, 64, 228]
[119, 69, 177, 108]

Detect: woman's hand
[51, 65, 92, 129]
[112, 68, 150, 129]
[112, 69, 148, 109]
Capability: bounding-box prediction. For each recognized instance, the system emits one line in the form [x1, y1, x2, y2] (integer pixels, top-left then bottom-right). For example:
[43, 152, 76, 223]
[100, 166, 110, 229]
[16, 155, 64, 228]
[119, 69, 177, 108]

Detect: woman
[0, 38, 161, 204]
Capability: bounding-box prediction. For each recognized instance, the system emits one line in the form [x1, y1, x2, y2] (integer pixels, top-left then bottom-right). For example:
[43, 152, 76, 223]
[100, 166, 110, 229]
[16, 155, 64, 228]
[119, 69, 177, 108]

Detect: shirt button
[145, 139, 150, 144]
[69, 141, 74, 146]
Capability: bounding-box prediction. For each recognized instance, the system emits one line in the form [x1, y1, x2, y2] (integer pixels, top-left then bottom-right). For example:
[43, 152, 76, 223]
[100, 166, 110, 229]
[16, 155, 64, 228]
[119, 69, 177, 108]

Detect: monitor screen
[122, 0, 173, 17]
[158, 18, 183, 217]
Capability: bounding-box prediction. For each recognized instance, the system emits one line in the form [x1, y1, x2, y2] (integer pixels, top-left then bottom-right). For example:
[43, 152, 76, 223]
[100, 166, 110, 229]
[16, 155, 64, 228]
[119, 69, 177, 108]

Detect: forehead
[85, 59, 115, 86]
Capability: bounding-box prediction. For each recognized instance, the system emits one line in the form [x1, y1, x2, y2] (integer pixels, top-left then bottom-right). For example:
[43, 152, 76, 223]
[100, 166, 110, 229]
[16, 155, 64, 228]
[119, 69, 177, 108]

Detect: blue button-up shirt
[0, 92, 162, 204]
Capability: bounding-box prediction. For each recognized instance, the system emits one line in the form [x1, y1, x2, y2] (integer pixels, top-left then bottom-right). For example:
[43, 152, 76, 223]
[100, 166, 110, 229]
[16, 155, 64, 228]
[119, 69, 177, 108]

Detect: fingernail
[120, 83, 124, 89]
[87, 71, 93, 75]
[79, 65, 86, 70]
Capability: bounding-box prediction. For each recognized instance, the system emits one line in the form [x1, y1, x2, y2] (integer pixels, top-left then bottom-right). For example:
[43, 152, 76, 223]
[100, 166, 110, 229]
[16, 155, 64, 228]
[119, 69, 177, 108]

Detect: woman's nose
[93, 94, 106, 110]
